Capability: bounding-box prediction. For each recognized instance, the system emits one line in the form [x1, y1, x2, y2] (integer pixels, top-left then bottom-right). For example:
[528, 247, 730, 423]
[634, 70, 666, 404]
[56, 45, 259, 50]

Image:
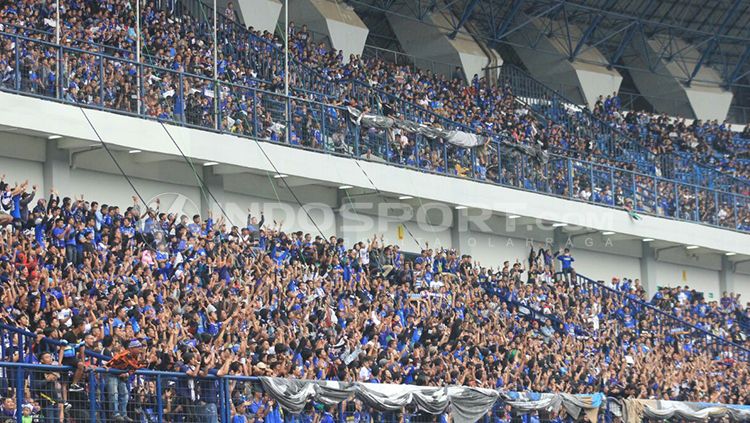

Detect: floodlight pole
[213, 0, 219, 129]
[136, 0, 140, 63]
[55, 0, 60, 44]
[284, 0, 289, 97]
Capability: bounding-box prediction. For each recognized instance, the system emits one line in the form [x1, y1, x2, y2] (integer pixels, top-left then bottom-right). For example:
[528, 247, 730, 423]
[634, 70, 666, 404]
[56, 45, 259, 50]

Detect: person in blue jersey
[0, 178, 28, 226]
[188, 214, 203, 238]
[60, 315, 88, 401]
[555, 248, 575, 283]
[196, 348, 221, 423]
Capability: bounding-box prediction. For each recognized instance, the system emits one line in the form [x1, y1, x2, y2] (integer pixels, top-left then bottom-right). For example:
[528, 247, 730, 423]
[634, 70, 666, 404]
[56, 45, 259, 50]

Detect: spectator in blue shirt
[556, 248, 575, 283]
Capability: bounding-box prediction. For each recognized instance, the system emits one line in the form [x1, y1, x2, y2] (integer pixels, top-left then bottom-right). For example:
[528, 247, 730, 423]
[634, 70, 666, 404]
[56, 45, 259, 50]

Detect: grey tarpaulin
[499, 392, 602, 420]
[346, 107, 487, 148]
[259, 377, 499, 423]
[346, 106, 548, 164]
[619, 399, 750, 423]
[259, 378, 750, 423]
[259, 378, 353, 414]
[446, 386, 501, 423]
[500, 392, 561, 413]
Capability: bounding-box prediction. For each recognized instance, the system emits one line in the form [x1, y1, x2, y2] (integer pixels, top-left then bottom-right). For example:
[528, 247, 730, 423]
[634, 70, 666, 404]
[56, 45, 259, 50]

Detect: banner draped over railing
[260, 377, 750, 423]
[346, 106, 548, 164]
[500, 392, 604, 422]
[259, 377, 495, 423]
[259, 377, 603, 423]
[617, 398, 750, 423]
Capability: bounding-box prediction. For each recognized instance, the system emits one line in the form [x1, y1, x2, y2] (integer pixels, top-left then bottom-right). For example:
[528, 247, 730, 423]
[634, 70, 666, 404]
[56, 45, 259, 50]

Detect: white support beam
[132, 152, 174, 164]
[58, 138, 98, 150]
[213, 164, 250, 175]
[43, 142, 70, 194]
[280, 177, 319, 188]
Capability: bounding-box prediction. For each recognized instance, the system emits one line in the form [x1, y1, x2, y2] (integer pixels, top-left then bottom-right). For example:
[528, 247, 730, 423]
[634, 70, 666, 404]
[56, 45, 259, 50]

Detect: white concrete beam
[132, 152, 174, 164]
[235, 0, 282, 34]
[58, 138, 98, 150]
[213, 164, 250, 175]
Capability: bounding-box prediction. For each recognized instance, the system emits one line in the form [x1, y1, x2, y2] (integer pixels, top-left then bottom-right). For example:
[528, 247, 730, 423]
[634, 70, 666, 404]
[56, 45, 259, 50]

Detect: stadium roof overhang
[347, 0, 750, 89]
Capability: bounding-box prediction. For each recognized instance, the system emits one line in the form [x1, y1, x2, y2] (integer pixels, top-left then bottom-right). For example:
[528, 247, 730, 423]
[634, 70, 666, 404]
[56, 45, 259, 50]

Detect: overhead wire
[247, 134, 328, 240]
[78, 108, 157, 251]
[158, 121, 237, 228]
[348, 158, 424, 251]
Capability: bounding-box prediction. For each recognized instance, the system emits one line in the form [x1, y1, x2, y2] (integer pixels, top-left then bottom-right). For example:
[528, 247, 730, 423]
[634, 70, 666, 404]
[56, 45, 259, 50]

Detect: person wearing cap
[104, 339, 146, 422]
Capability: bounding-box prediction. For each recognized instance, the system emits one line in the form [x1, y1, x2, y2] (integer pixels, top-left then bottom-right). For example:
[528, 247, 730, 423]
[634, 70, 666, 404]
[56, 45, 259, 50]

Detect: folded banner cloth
[346, 106, 548, 164]
[619, 398, 750, 422]
[259, 377, 498, 423]
[260, 378, 750, 423]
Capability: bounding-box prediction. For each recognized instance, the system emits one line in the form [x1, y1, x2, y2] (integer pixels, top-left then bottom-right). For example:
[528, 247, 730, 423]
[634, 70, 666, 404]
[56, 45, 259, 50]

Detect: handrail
[0, 323, 111, 361]
[501, 64, 747, 190]
[574, 274, 750, 357]
[361, 44, 461, 74]
[2, 360, 750, 423]
[0, 21, 136, 57]
[353, 75, 745, 199]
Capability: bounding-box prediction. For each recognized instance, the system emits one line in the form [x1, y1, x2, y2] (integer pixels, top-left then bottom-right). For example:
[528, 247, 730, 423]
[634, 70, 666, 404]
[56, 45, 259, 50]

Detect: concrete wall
[506, 13, 622, 108]
[235, 0, 283, 34]
[286, 0, 369, 59]
[387, 6, 499, 82]
[624, 35, 733, 121]
[653, 260, 721, 300]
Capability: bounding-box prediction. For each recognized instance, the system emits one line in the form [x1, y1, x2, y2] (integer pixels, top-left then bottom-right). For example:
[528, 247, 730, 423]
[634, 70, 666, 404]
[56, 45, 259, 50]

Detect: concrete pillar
[624, 35, 733, 121]
[234, 0, 282, 34]
[506, 13, 622, 108]
[387, 6, 501, 82]
[286, 0, 368, 60]
[552, 227, 568, 250]
[640, 242, 658, 297]
[719, 255, 736, 297]
[43, 142, 70, 195]
[334, 190, 346, 243]
[201, 167, 227, 220]
[450, 209, 469, 253]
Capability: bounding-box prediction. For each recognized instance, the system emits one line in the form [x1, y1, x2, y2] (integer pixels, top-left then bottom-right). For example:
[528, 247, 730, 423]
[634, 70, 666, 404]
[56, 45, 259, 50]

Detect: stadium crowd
[0, 177, 746, 422]
[1, 0, 750, 194]
[1, 0, 750, 238]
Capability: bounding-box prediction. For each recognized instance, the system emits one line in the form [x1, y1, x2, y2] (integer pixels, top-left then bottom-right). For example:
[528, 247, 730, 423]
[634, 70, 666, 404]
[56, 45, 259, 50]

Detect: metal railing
[574, 274, 750, 362]
[361, 45, 461, 78]
[0, 357, 747, 423]
[1, 31, 749, 234]
[0, 360, 617, 423]
[499, 64, 748, 192]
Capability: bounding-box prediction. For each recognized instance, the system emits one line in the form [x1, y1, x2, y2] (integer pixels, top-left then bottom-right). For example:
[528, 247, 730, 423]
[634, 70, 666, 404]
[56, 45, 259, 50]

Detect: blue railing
[1, 30, 749, 233]
[499, 64, 748, 192]
[0, 360, 617, 423]
[574, 274, 750, 362]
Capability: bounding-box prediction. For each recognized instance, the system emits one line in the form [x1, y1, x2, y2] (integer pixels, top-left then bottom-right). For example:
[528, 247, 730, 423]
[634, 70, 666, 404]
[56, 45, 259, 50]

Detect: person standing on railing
[59, 315, 87, 396]
[104, 339, 146, 422]
[555, 248, 575, 284]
